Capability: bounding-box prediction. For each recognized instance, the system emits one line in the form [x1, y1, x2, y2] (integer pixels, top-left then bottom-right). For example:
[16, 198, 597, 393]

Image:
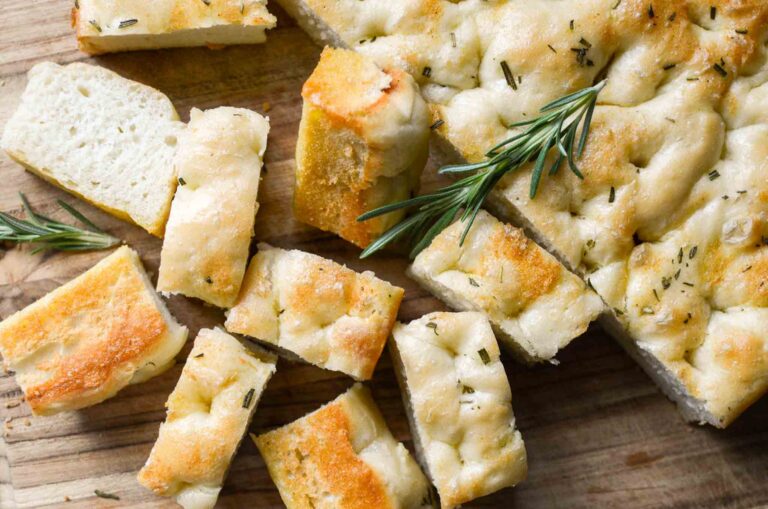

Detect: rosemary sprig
[358, 80, 605, 259]
[0, 193, 119, 252]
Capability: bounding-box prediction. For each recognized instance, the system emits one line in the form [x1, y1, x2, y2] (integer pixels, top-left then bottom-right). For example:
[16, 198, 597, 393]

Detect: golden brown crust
[0, 247, 187, 415]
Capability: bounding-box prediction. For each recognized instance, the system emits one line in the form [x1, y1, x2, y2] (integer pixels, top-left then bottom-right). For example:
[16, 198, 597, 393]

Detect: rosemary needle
[358, 80, 606, 259]
[0, 193, 119, 253]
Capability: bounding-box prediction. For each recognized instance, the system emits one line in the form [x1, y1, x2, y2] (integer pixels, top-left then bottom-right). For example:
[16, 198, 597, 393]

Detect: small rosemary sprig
[0, 193, 119, 252]
[358, 80, 606, 259]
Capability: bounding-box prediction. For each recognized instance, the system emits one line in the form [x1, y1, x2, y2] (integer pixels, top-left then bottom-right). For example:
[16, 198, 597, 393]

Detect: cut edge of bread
[274, 0, 347, 49]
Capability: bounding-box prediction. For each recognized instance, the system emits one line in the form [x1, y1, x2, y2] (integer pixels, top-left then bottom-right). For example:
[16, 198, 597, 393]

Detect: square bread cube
[138, 328, 276, 509]
[157, 107, 269, 308]
[72, 0, 277, 54]
[390, 312, 527, 508]
[294, 47, 430, 248]
[225, 243, 403, 380]
[253, 383, 433, 509]
[408, 210, 604, 363]
[1, 62, 185, 237]
[0, 246, 188, 415]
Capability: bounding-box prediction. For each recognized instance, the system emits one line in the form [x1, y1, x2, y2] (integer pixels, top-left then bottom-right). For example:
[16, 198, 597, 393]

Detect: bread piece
[1, 62, 184, 237]
[253, 383, 433, 509]
[225, 243, 402, 380]
[275, 0, 768, 427]
[138, 328, 276, 509]
[295, 47, 429, 248]
[0, 246, 187, 415]
[72, 0, 276, 54]
[390, 312, 527, 508]
[157, 107, 269, 308]
[408, 210, 603, 363]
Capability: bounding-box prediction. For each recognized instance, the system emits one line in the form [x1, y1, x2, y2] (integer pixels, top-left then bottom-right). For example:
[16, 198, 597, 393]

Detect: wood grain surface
[1, 1, 767, 508]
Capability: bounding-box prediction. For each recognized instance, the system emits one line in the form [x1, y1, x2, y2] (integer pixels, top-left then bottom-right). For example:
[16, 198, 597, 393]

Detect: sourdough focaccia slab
[72, 0, 276, 54]
[138, 328, 276, 509]
[253, 383, 433, 509]
[277, 0, 768, 427]
[225, 243, 402, 380]
[1, 61, 184, 237]
[390, 312, 527, 508]
[295, 47, 429, 248]
[158, 107, 269, 308]
[409, 210, 603, 362]
[0, 246, 188, 415]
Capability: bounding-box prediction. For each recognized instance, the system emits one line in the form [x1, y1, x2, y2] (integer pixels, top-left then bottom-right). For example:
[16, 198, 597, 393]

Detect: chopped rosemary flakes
[89, 20, 102, 32]
[674, 268, 681, 280]
[735, 28, 748, 35]
[430, 119, 444, 130]
[586, 238, 596, 249]
[579, 37, 592, 49]
[571, 47, 589, 67]
[478, 348, 491, 364]
[662, 277, 672, 289]
[94, 490, 120, 500]
[689, 246, 698, 259]
[683, 281, 694, 287]
[240, 2, 245, 14]
[205, 276, 213, 284]
[668, 12, 676, 22]
[663, 63, 676, 70]
[242, 388, 255, 409]
[609, 186, 616, 203]
[648, 4, 654, 18]
[426, 322, 439, 335]
[683, 312, 692, 324]
[178, 177, 186, 186]
[710, 6, 716, 19]
[708, 169, 721, 180]
[737, 190, 747, 194]
[678, 248, 683, 263]
[686, 76, 699, 81]
[569, 19, 574, 30]
[461, 385, 475, 394]
[118, 19, 138, 28]
[202, 0, 211, 4]
[194, 353, 204, 358]
[450, 32, 457, 47]
[712, 63, 727, 77]
[653, 289, 660, 301]
[614, 308, 624, 316]
[743, 265, 753, 273]
[548, 44, 557, 53]
[665, 117, 676, 123]
[422, 66, 432, 78]
[612, 0, 621, 9]
[722, 195, 729, 200]
[468, 277, 480, 287]
[500, 60, 517, 90]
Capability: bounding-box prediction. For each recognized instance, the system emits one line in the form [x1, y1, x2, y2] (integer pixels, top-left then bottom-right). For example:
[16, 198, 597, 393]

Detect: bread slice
[224, 243, 403, 380]
[295, 47, 429, 248]
[157, 107, 269, 308]
[390, 312, 527, 508]
[253, 383, 433, 509]
[138, 328, 276, 509]
[72, 0, 276, 54]
[408, 210, 604, 363]
[275, 0, 768, 427]
[1, 61, 184, 237]
[0, 246, 188, 415]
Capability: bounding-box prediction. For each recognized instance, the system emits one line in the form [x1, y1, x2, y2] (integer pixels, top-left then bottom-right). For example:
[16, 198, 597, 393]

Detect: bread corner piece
[408, 210, 604, 363]
[72, 0, 277, 54]
[254, 383, 433, 509]
[0, 246, 188, 415]
[158, 107, 269, 308]
[1, 61, 184, 237]
[138, 328, 276, 509]
[225, 243, 402, 380]
[295, 47, 430, 248]
[390, 312, 527, 508]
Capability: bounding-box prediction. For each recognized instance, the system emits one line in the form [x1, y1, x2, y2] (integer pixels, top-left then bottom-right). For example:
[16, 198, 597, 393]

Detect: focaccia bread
[225, 243, 403, 380]
[157, 107, 269, 308]
[276, 0, 768, 427]
[409, 210, 603, 363]
[390, 312, 527, 508]
[1, 61, 184, 237]
[253, 383, 433, 509]
[295, 47, 429, 248]
[138, 328, 276, 509]
[0, 246, 188, 415]
[72, 0, 276, 54]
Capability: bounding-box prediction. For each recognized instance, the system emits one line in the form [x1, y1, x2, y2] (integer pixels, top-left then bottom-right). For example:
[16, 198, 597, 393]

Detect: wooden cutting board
[1, 1, 767, 508]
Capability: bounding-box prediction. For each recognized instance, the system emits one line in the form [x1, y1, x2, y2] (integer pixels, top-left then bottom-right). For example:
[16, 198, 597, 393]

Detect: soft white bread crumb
[1, 62, 184, 237]
[138, 328, 276, 509]
[158, 107, 269, 308]
[72, 0, 277, 54]
[390, 312, 527, 508]
[0, 246, 188, 415]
